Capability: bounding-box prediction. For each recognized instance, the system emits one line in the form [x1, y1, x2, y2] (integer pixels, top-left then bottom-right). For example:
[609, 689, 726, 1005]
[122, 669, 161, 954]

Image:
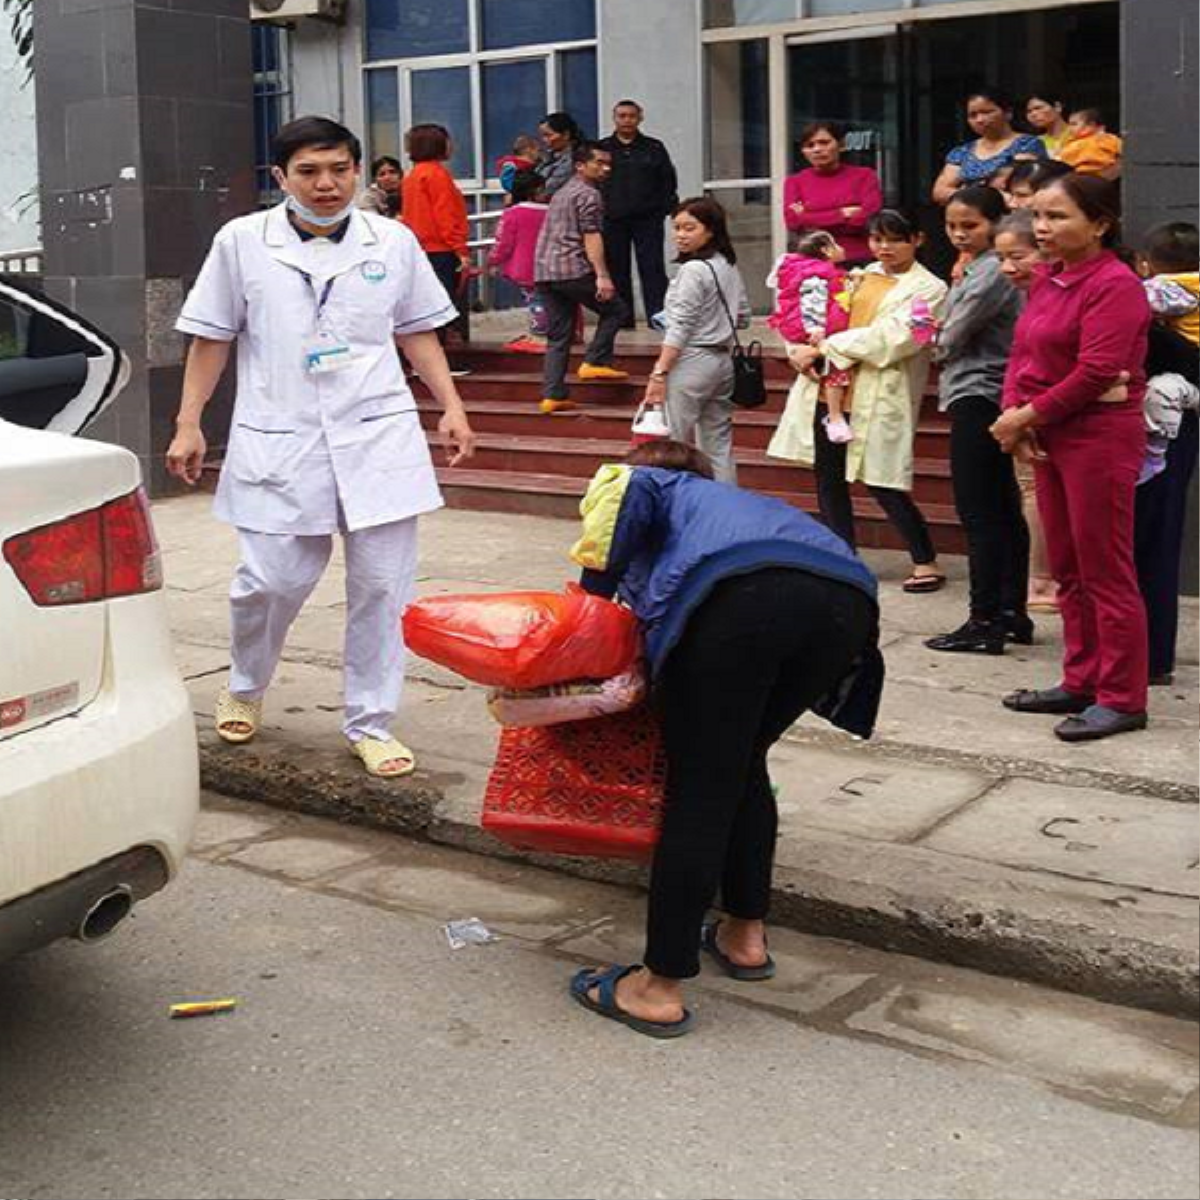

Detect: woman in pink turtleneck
[783, 122, 884, 267]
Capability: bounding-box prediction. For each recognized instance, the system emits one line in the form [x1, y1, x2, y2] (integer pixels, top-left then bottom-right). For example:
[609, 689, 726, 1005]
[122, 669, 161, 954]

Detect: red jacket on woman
[782, 164, 882, 263]
[402, 161, 469, 258]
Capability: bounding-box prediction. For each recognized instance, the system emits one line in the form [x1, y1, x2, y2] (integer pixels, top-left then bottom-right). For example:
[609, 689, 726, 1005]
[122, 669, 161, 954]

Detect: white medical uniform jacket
[176, 203, 458, 535]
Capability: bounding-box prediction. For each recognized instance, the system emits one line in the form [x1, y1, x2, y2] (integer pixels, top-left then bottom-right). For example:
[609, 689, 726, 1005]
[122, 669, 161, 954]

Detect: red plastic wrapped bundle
[402, 585, 640, 690]
[482, 706, 665, 861]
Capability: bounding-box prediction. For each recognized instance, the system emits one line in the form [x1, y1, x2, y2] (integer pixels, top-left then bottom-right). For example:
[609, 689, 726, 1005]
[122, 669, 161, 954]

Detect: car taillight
[2, 489, 163, 606]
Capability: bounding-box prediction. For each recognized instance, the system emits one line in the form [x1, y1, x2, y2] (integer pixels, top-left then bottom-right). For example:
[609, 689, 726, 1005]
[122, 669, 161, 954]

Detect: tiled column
[1121, 0, 1199, 594]
[34, 0, 255, 493]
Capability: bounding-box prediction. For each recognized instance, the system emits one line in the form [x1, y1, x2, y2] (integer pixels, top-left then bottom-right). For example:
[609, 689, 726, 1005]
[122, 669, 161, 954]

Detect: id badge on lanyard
[303, 269, 356, 375]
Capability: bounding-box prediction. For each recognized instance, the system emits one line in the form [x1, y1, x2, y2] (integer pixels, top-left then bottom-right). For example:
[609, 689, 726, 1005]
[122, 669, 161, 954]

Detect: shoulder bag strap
[703, 260, 745, 352]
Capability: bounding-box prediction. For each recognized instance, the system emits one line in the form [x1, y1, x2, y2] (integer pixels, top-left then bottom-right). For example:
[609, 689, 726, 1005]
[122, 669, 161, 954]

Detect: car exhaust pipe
[76, 886, 133, 943]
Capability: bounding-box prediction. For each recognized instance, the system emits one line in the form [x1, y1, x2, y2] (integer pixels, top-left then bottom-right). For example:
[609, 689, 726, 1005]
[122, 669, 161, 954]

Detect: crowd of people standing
[368, 86, 1192, 747]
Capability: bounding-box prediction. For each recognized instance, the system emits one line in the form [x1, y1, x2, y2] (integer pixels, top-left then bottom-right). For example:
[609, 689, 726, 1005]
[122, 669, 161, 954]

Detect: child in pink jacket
[768, 231, 855, 441]
[489, 170, 550, 353]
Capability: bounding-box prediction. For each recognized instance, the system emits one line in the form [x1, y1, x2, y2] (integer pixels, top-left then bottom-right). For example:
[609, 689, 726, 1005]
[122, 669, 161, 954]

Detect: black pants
[603, 214, 669, 325]
[812, 404, 937, 565]
[949, 396, 1030, 620]
[646, 569, 877, 979]
[426, 250, 468, 344]
[538, 274, 629, 400]
[1136, 409, 1198, 677]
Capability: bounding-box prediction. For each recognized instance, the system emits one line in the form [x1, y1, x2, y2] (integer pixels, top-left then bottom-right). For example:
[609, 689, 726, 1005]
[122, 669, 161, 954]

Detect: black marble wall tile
[135, 6, 220, 100]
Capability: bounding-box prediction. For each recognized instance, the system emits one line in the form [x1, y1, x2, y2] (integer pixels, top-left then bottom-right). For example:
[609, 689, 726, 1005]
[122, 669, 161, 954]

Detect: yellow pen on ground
[169, 998, 238, 1019]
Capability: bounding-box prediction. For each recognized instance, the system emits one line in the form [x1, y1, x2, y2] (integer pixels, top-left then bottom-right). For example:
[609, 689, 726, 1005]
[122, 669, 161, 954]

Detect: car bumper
[0, 594, 200, 913]
[0, 846, 169, 961]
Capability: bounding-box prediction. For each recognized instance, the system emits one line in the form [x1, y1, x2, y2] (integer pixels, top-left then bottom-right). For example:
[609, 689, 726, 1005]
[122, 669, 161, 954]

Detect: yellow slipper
[349, 736, 416, 779]
[215, 689, 261, 744]
[577, 363, 629, 381]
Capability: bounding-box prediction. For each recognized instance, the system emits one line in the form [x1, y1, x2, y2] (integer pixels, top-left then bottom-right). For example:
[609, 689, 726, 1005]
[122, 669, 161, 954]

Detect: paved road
[1, 796, 1196, 1200]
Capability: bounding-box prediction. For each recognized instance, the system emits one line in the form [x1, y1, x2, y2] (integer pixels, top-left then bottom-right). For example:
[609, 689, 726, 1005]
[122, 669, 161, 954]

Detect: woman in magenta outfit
[991, 175, 1151, 742]
[783, 122, 883, 267]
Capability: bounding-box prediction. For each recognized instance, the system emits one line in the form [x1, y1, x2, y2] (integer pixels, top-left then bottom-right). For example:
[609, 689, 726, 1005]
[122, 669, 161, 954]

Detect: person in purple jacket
[783, 122, 884, 268]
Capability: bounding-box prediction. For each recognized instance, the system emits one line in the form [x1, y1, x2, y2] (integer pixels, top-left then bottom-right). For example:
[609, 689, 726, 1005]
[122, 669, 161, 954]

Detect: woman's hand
[787, 343, 821, 374]
[789, 201, 806, 217]
[990, 404, 1039, 454]
[841, 205, 863, 220]
[1012, 432, 1048, 466]
[644, 373, 667, 403]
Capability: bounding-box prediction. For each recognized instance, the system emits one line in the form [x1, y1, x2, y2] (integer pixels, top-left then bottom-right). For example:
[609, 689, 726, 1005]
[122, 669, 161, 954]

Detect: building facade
[275, 0, 1196, 307]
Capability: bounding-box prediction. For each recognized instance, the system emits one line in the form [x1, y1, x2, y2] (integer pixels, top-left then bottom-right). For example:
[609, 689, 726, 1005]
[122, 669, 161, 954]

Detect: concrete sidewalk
[155, 493, 1200, 1018]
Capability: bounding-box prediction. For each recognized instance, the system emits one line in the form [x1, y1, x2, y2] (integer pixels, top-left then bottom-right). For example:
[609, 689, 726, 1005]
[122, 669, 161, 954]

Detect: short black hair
[370, 155, 401, 176]
[1007, 159, 1071, 190]
[572, 140, 608, 166]
[613, 99, 643, 113]
[799, 120, 845, 146]
[947, 184, 1009, 223]
[965, 88, 1014, 114]
[272, 116, 362, 171]
[509, 169, 543, 204]
[540, 111, 584, 142]
[1143, 222, 1200, 273]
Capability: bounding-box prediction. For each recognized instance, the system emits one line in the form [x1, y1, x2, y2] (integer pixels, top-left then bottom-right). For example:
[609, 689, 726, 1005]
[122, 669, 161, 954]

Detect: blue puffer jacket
[570, 465, 884, 737]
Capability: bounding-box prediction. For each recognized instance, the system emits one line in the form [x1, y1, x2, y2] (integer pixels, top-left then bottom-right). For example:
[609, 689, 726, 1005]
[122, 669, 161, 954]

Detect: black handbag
[705, 261, 767, 409]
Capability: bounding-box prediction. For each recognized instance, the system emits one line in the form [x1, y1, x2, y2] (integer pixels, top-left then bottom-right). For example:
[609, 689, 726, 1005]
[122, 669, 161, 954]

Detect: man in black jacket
[599, 100, 678, 329]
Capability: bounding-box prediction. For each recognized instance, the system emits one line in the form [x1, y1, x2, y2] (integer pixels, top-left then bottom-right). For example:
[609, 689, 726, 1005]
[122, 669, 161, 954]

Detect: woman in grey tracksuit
[643, 197, 751, 484]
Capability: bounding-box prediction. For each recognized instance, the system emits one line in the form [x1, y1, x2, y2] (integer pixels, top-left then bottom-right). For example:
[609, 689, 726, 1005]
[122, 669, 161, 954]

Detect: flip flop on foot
[569, 965, 693, 1039]
[349, 736, 416, 778]
[902, 571, 946, 594]
[214, 689, 262, 744]
[576, 363, 629, 381]
[700, 921, 776, 981]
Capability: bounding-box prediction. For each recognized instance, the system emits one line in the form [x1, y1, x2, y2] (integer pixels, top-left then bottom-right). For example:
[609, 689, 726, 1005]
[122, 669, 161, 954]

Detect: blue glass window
[483, 59, 547, 177]
[252, 25, 290, 205]
[411, 67, 475, 179]
[365, 68, 400, 161]
[481, 0, 595, 51]
[366, 0, 469, 62]
[559, 48, 598, 141]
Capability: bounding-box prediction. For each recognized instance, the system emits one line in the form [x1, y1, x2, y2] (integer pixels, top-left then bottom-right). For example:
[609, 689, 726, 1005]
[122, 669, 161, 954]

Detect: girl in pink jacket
[488, 170, 551, 353]
[768, 231, 855, 442]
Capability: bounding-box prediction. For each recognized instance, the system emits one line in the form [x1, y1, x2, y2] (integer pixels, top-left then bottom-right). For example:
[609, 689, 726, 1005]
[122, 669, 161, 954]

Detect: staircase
[413, 342, 965, 555]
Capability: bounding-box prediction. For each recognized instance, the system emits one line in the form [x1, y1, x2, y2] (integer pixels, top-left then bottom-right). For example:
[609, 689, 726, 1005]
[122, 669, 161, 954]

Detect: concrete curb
[199, 735, 1200, 1022]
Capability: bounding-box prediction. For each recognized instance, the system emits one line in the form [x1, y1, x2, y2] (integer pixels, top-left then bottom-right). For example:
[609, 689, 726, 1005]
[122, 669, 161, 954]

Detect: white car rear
[0, 279, 198, 959]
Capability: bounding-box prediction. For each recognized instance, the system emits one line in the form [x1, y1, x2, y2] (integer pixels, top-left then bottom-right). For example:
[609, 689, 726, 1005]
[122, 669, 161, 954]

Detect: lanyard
[302, 272, 337, 319]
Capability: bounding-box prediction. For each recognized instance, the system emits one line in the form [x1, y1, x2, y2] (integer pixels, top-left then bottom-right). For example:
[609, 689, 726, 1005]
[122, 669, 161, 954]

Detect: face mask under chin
[285, 194, 356, 228]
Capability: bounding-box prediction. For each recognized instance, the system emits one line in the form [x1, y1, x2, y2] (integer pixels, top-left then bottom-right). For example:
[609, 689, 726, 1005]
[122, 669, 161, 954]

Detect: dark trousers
[603, 214, 669, 325]
[1136, 410, 1198, 677]
[949, 396, 1030, 620]
[812, 404, 937, 564]
[646, 569, 876, 979]
[538, 274, 629, 400]
[426, 251, 468, 344]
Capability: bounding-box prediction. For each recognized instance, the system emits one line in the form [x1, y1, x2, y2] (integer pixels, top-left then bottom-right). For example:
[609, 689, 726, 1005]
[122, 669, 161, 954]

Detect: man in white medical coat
[166, 117, 476, 778]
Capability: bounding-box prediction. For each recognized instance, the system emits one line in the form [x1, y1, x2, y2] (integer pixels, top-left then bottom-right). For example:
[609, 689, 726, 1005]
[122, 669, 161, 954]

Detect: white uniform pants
[227, 519, 419, 742]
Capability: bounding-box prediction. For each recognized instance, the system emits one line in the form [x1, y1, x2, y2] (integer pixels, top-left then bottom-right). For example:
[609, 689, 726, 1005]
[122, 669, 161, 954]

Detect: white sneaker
[823, 415, 854, 444]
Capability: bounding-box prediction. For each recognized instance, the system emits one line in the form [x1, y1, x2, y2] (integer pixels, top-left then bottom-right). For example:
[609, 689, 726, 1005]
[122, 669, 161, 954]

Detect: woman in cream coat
[769, 209, 949, 592]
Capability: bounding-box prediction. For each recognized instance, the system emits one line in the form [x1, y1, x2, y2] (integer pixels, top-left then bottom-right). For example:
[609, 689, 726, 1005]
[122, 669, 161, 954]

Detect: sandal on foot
[215, 689, 261, 744]
[902, 572, 946, 594]
[569, 965, 693, 1039]
[701, 921, 776, 981]
[349, 736, 416, 778]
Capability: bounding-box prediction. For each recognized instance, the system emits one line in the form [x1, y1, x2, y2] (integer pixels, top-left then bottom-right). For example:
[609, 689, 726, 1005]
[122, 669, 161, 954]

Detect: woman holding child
[769, 210, 949, 593]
